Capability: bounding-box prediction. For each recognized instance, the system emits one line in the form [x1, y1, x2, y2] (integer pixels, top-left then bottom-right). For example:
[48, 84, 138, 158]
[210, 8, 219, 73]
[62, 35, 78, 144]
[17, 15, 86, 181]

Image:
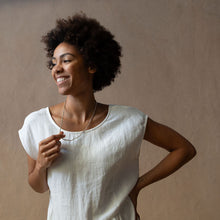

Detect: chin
[58, 88, 70, 96]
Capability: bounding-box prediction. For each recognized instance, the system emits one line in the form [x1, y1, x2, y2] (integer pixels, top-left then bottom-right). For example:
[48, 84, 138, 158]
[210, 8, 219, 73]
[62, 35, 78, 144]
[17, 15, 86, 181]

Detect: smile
[56, 77, 69, 85]
[57, 77, 66, 83]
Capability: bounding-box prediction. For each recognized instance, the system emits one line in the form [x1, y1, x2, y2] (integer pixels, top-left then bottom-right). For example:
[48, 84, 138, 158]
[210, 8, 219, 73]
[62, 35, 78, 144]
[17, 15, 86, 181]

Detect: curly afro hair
[41, 13, 122, 92]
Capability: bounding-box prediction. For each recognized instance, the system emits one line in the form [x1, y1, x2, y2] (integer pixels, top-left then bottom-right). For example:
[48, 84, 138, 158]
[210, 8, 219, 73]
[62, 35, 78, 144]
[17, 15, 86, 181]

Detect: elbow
[30, 185, 48, 194]
[185, 144, 197, 161]
[33, 187, 48, 194]
[28, 179, 49, 194]
[173, 143, 197, 162]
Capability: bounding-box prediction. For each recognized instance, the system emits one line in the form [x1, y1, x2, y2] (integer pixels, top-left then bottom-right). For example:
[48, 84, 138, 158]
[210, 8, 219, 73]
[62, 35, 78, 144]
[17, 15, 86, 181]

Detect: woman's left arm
[129, 117, 196, 209]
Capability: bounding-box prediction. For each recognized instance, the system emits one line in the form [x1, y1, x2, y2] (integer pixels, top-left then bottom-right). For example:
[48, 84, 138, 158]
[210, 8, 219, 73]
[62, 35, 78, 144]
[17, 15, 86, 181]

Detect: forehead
[53, 42, 80, 58]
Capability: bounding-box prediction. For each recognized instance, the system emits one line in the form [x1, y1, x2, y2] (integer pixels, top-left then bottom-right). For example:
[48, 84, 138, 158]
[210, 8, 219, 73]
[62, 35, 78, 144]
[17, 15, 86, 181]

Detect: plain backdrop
[0, 0, 219, 219]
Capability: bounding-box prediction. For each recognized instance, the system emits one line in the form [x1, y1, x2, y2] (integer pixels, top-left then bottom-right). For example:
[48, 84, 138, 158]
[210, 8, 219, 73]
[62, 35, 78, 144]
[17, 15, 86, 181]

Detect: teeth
[57, 78, 66, 83]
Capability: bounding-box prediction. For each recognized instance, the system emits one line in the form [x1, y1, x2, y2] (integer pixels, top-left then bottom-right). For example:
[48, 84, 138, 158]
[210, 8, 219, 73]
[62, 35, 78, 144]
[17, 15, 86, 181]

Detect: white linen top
[18, 105, 148, 220]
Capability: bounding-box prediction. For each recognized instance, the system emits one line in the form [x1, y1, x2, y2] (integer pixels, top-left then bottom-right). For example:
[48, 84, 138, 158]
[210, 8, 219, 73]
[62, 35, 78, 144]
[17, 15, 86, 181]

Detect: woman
[18, 13, 196, 220]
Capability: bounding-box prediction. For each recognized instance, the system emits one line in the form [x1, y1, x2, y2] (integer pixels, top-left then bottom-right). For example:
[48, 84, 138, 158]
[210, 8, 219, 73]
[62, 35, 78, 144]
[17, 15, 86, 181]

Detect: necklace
[59, 100, 97, 141]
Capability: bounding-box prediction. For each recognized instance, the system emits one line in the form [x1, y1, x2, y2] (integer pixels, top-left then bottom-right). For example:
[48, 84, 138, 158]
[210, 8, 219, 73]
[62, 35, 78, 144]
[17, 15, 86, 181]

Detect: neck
[64, 92, 97, 122]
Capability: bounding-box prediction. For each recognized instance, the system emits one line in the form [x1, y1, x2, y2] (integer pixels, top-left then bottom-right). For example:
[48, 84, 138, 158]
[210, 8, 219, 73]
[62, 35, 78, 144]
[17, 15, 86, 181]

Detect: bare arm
[129, 117, 196, 209]
[27, 132, 65, 193]
[137, 118, 196, 190]
[27, 155, 49, 193]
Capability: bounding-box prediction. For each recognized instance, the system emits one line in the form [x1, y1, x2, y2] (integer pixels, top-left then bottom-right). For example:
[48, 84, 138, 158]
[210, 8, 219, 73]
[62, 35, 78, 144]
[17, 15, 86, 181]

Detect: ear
[88, 66, 96, 74]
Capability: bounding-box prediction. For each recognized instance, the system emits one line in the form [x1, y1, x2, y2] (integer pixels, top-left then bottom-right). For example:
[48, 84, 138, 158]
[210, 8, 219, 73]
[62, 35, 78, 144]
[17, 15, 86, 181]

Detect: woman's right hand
[36, 132, 65, 170]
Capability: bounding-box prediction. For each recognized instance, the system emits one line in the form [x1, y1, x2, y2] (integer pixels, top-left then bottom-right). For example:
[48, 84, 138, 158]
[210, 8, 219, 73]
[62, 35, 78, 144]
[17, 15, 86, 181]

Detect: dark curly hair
[41, 13, 122, 92]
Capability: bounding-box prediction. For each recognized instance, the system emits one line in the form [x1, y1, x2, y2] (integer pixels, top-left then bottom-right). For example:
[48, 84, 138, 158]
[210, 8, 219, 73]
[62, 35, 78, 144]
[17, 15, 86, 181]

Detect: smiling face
[51, 42, 95, 96]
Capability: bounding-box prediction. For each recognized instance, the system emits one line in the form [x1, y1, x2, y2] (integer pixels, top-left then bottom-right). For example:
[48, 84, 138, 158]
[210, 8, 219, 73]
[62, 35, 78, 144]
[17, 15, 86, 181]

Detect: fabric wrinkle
[18, 105, 148, 220]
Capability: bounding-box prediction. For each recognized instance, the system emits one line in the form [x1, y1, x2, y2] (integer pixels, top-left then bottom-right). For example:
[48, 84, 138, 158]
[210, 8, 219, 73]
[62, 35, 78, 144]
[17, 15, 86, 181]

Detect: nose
[53, 62, 63, 74]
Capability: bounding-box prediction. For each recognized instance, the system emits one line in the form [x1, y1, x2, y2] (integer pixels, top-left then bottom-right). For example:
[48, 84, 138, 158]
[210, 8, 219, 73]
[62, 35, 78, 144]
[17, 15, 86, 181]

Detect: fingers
[44, 141, 61, 157]
[38, 146, 61, 169]
[39, 132, 65, 145]
[41, 140, 61, 152]
[37, 132, 65, 169]
[39, 132, 64, 153]
[45, 152, 61, 163]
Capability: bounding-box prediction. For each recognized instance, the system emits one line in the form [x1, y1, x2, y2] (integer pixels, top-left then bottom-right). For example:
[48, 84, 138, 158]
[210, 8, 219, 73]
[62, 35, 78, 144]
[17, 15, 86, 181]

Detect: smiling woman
[18, 13, 196, 220]
[51, 42, 95, 96]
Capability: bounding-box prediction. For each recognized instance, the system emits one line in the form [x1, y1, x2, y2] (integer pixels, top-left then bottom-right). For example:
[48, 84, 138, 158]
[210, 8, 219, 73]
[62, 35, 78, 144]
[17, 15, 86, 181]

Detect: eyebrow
[52, 53, 76, 60]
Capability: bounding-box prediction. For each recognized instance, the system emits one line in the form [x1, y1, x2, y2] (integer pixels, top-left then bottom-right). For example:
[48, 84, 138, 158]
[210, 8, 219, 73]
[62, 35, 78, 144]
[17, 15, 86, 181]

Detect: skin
[26, 42, 196, 218]
[129, 119, 196, 218]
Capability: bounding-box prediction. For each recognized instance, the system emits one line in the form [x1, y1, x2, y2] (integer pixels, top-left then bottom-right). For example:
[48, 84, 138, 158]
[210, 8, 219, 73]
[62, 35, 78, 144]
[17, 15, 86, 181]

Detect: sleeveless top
[18, 105, 148, 220]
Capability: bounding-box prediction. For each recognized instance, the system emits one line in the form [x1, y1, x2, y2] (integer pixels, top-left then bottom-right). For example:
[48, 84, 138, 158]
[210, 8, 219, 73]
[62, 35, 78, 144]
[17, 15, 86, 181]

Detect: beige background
[0, 0, 219, 219]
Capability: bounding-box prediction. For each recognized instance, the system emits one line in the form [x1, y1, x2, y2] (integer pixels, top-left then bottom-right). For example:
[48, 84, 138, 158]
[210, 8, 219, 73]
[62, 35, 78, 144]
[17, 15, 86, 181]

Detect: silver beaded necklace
[59, 100, 98, 141]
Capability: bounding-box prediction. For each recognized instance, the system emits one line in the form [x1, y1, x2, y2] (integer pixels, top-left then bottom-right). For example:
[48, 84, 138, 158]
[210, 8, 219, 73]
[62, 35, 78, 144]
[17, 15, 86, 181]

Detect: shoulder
[108, 104, 148, 137]
[111, 104, 147, 117]
[110, 104, 148, 127]
[23, 107, 48, 126]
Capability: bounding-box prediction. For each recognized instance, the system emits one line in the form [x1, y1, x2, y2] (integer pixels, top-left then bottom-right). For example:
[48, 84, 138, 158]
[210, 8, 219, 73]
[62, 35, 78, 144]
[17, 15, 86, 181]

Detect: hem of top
[18, 129, 36, 160]
[141, 114, 148, 141]
[45, 104, 113, 134]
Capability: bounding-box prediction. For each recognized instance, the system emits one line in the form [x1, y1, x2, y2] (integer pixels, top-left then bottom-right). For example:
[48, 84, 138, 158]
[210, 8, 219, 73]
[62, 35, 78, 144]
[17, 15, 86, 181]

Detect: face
[51, 42, 95, 96]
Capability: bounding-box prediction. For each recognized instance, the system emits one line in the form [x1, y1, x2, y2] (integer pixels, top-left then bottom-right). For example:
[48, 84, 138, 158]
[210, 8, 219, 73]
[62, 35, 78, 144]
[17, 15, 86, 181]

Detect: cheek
[70, 65, 89, 78]
[51, 70, 55, 79]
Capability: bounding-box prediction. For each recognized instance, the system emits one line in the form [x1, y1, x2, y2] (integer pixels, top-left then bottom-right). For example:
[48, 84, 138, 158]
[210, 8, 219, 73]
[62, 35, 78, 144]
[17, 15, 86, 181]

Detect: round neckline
[46, 104, 112, 134]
